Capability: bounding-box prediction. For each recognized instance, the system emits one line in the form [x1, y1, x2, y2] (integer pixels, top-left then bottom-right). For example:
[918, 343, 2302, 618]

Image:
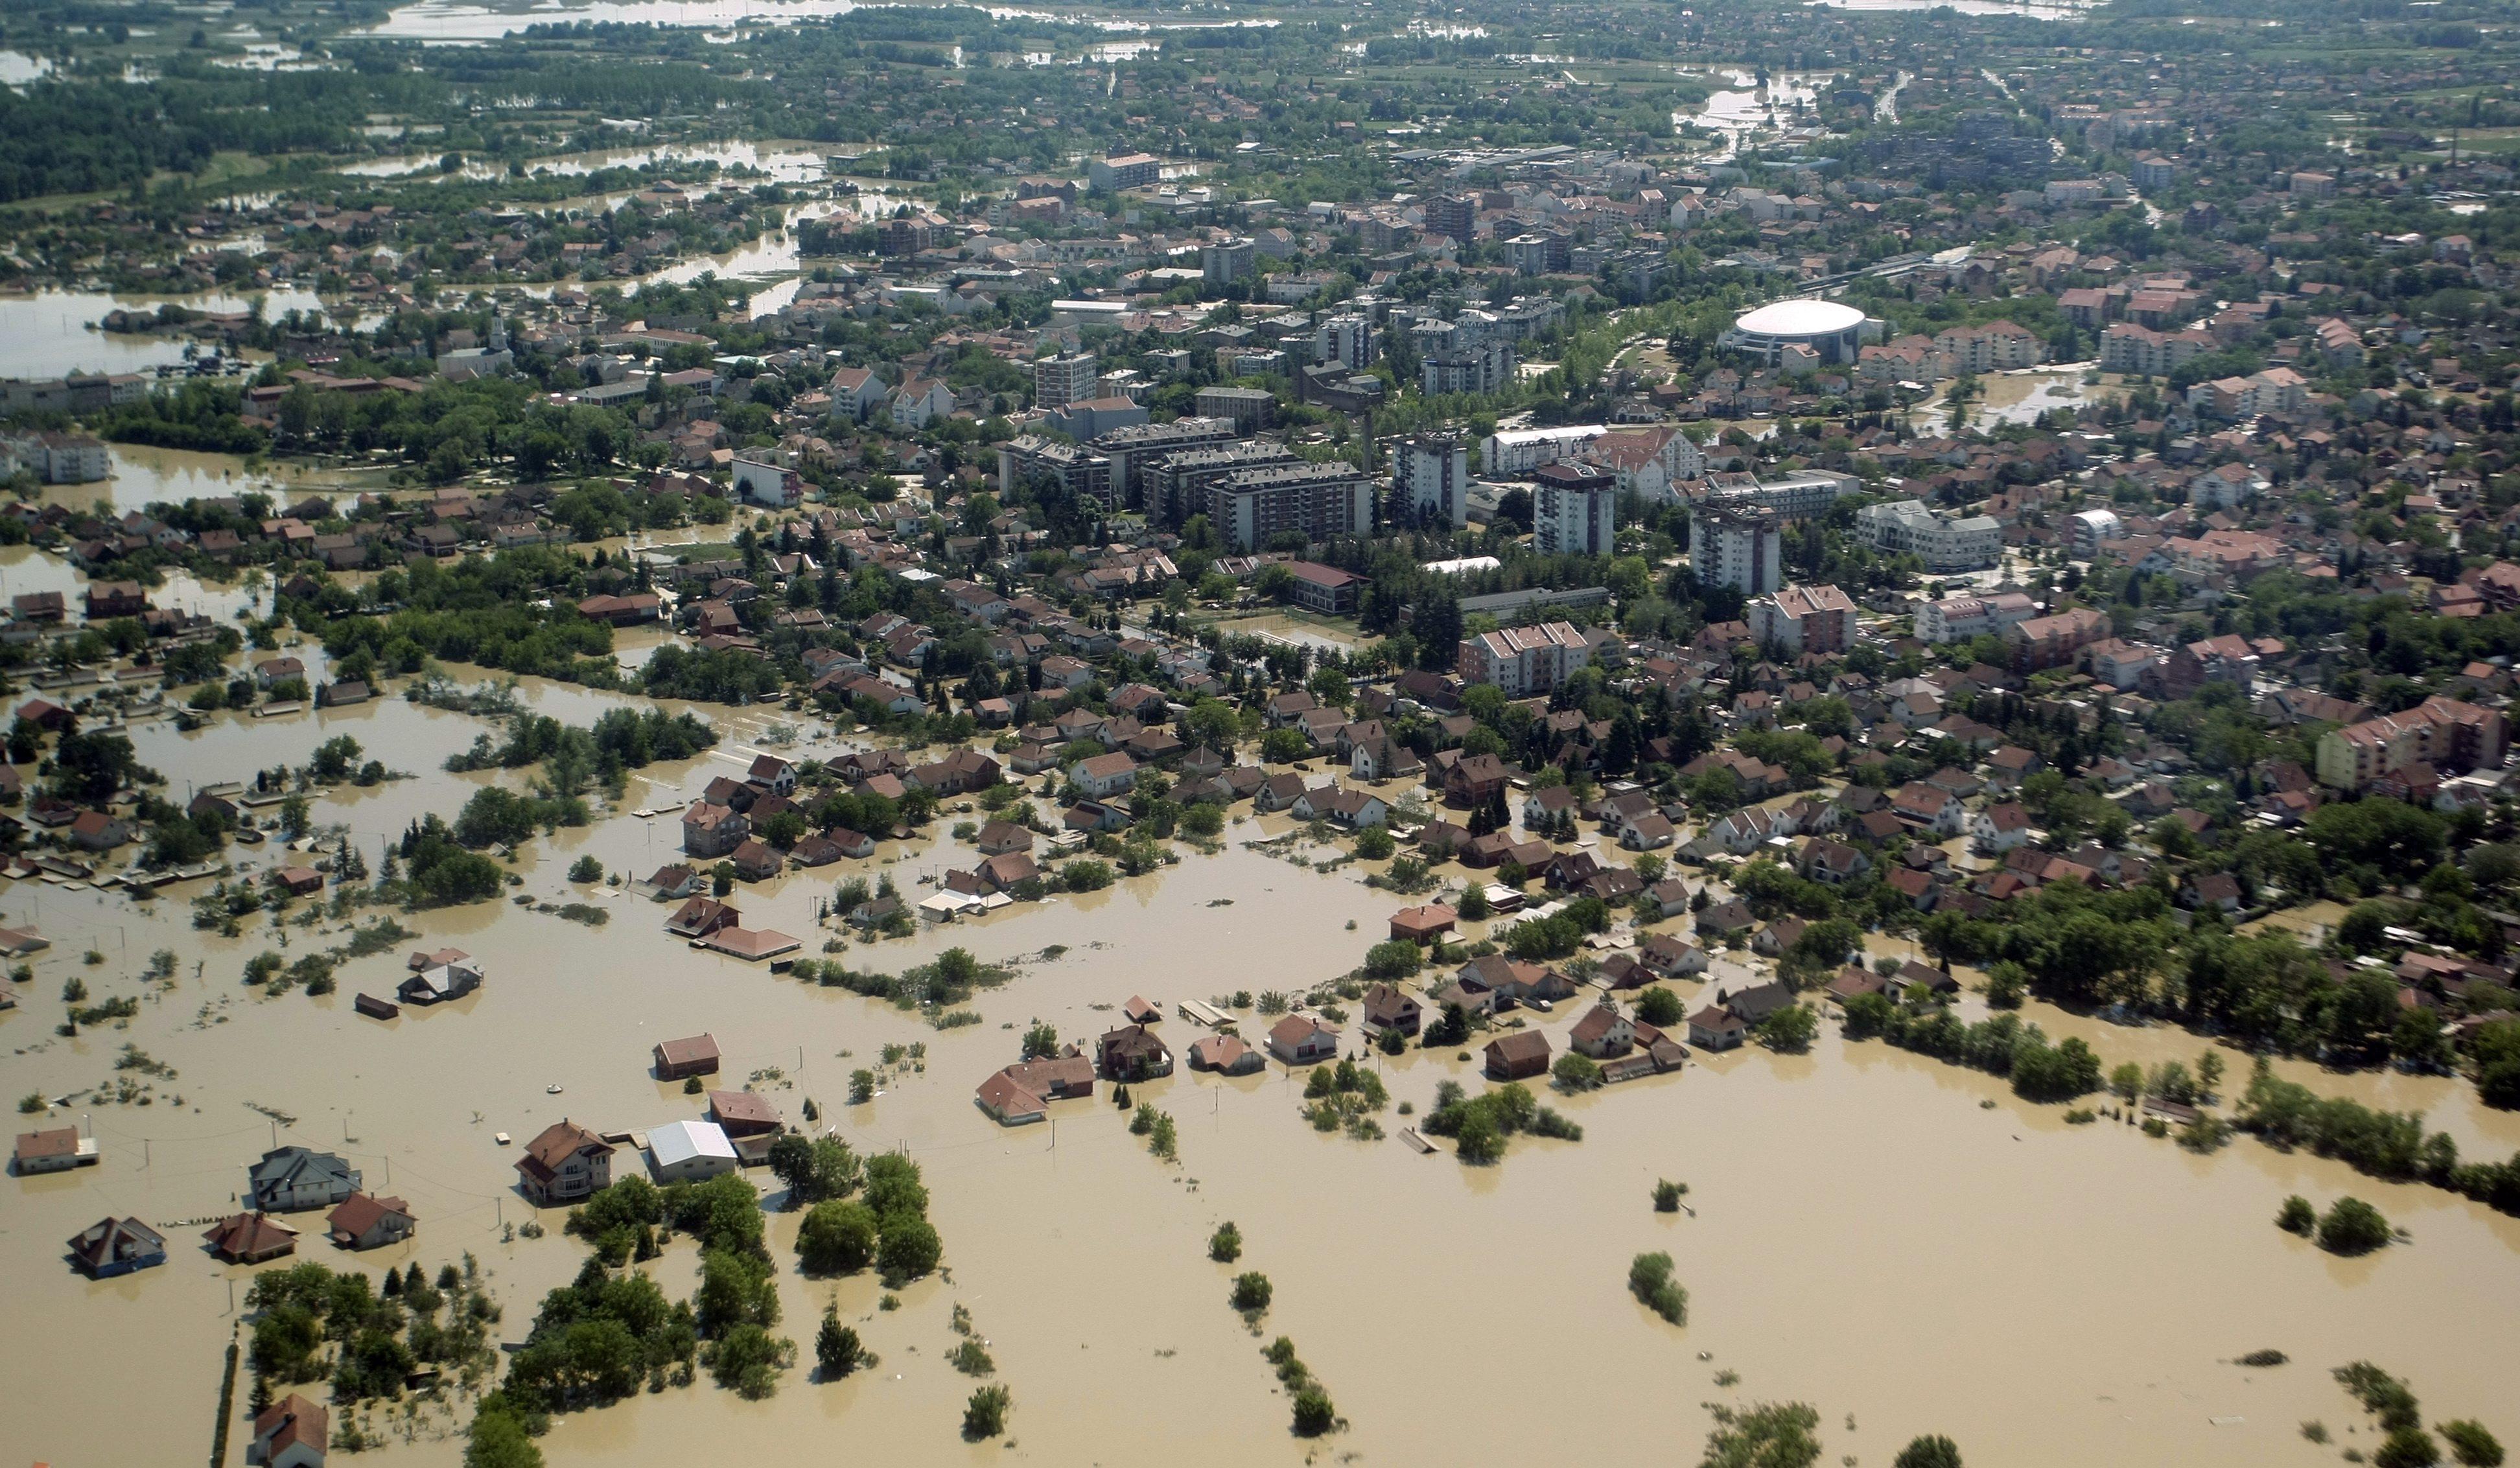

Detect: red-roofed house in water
[249, 1393, 329, 1468]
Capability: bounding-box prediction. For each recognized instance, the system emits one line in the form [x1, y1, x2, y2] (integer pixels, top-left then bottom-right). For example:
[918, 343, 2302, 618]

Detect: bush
[962, 1384, 1011, 1439]
[2316, 1196, 2392, 1256]
[1553, 1053, 1604, 1091]
[2377, 1428, 2443, 1468]
[1230, 1272, 1272, 1314]
[2276, 1195, 2316, 1234]
[1628, 1252, 1686, 1325]
[1653, 1180, 1686, 1213]
[1290, 1384, 1338, 1436]
[2442, 1420, 2504, 1467]
[1208, 1221, 1242, 1263]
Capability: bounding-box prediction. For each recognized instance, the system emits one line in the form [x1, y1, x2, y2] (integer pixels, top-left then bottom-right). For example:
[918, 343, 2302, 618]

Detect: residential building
[1314, 313, 1377, 371]
[1266, 1014, 1341, 1065]
[248, 1395, 329, 1468]
[67, 1217, 166, 1277]
[1456, 622, 1591, 695]
[2315, 697, 2510, 792]
[731, 458, 802, 508]
[1193, 385, 1274, 432]
[325, 1193, 416, 1250]
[1031, 351, 1099, 410]
[248, 1147, 363, 1211]
[2005, 607, 2111, 670]
[1915, 590, 2036, 644]
[1691, 504, 1784, 596]
[1392, 433, 1471, 530]
[204, 1211, 299, 1264]
[13, 1124, 95, 1174]
[1854, 499, 2003, 572]
[1749, 583, 1859, 655]
[1533, 462, 1617, 557]
[1483, 424, 1608, 474]
[889, 376, 954, 429]
[515, 1120, 615, 1205]
[1203, 461, 1375, 552]
[1089, 153, 1161, 192]
[1201, 237, 1254, 287]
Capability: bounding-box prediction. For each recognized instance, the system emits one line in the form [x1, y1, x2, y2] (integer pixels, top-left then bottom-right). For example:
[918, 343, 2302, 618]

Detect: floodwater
[1675, 71, 1835, 164]
[53, 444, 391, 518]
[369, 0, 868, 40]
[0, 289, 319, 380]
[1809, 0, 2092, 14]
[340, 141, 835, 186]
[5, 642, 2519, 1466]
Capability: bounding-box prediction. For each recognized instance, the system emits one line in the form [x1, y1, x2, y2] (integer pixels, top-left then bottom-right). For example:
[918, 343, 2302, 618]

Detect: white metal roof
[1734, 299, 1865, 336]
[648, 1119, 736, 1169]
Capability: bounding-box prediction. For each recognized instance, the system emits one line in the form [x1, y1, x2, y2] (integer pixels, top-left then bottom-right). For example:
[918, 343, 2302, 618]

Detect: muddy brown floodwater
[5, 681, 2517, 1467]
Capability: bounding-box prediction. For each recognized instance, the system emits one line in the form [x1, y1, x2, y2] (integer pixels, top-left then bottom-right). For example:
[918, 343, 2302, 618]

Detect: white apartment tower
[1392, 434, 1471, 530]
[1032, 352, 1099, 410]
[1692, 504, 1784, 596]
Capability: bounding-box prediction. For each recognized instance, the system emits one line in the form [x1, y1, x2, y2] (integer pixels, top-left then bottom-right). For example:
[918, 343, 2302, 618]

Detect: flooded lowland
[3, 653, 2517, 1468]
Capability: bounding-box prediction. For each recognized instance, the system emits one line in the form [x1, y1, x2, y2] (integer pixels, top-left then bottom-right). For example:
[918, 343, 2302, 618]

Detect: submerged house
[204, 1211, 299, 1264]
[68, 1217, 167, 1277]
[326, 1193, 416, 1251]
[397, 958, 483, 1007]
[1096, 1023, 1174, 1081]
[515, 1120, 614, 1205]
[249, 1147, 362, 1211]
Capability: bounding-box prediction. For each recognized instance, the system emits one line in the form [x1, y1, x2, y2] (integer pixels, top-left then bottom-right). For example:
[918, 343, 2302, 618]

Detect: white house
[890, 376, 955, 429]
[732, 458, 804, 508]
[1970, 802, 2033, 855]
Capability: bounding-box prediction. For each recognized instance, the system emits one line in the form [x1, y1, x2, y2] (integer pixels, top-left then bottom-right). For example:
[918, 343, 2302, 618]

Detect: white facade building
[1854, 499, 2003, 572]
[1392, 434, 1471, 530]
[1482, 424, 1609, 475]
[1535, 473, 1618, 558]
[1456, 622, 1591, 695]
[1691, 505, 1784, 596]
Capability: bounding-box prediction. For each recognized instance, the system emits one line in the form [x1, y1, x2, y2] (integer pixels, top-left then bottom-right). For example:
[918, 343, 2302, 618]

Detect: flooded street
[5, 666, 2517, 1467]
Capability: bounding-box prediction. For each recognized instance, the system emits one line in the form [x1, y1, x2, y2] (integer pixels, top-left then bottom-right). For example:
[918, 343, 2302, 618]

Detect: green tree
[1292, 1386, 1337, 1436]
[463, 1404, 545, 1468]
[815, 1308, 863, 1380]
[2441, 1420, 2504, 1467]
[2316, 1196, 2392, 1255]
[795, 1200, 880, 1276]
[1628, 1252, 1686, 1325]
[1700, 1401, 1823, 1468]
[877, 1214, 942, 1283]
[1230, 1272, 1272, 1313]
[1893, 1436, 1963, 1468]
[2276, 1195, 2316, 1235]
[962, 1384, 1012, 1439]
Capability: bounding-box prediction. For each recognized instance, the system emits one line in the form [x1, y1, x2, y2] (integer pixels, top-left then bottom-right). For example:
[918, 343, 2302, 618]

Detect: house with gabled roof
[516, 1120, 615, 1205]
[325, 1193, 415, 1251]
[249, 1147, 362, 1211]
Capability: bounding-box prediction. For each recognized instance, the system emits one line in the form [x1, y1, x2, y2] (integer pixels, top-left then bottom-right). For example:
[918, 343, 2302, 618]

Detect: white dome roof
[1734, 299, 1865, 337]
